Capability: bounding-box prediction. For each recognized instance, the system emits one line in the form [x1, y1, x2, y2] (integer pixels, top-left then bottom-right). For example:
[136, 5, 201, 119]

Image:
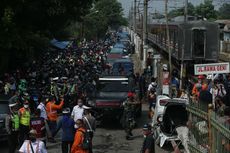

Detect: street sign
[194, 62, 230, 75]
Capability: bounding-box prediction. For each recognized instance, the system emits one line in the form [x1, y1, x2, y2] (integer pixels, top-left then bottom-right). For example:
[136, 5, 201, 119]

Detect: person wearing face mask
[18, 100, 31, 147]
[140, 124, 155, 153]
[19, 129, 47, 153]
[71, 99, 86, 128]
[5, 102, 20, 153]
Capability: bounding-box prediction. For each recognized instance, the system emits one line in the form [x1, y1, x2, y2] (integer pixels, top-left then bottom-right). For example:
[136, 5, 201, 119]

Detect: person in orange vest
[18, 100, 31, 147]
[71, 119, 88, 153]
[46, 95, 64, 140]
[192, 75, 206, 101]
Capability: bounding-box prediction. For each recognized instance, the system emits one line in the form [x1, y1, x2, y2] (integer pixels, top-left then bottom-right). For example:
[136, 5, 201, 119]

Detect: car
[87, 76, 141, 122]
[111, 58, 134, 76]
[0, 95, 11, 141]
[152, 95, 188, 147]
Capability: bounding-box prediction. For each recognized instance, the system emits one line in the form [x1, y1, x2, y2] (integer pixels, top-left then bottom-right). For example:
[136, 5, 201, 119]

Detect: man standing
[5, 102, 20, 153]
[141, 124, 155, 153]
[83, 108, 96, 153]
[18, 100, 31, 146]
[71, 119, 88, 153]
[71, 98, 85, 127]
[123, 92, 139, 140]
[46, 96, 64, 137]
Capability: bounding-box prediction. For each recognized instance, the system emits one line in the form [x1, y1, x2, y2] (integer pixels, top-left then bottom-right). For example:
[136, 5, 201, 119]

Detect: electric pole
[165, 0, 172, 97]
[143, 0, 148, 68]
[134, 0, 137, 33]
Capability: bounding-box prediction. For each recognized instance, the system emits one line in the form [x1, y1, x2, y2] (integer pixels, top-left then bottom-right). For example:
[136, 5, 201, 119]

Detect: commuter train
[147, 20, 220, 62]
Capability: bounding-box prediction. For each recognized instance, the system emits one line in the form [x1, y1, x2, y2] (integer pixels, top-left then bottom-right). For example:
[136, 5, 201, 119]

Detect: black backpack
[79, 130, 91, 150]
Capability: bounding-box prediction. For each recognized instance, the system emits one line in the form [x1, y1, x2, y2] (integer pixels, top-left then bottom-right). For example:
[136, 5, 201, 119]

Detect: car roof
[113, 58, 132, 63]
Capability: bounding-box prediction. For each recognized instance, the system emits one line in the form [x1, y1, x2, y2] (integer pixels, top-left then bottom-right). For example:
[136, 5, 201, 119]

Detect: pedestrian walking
[30, 109, 46, 145]
[19, 129, 47, 153]
[5, 102, 20, 153]
[54, 108, 75, 153]
[37, 97, 52, 140]
[46, 95, 64, 139]
[18, 100, 31, 146]
[141, 124, 155, 153]
[71, 119, 88, 153]
[83, 108, 96, 153]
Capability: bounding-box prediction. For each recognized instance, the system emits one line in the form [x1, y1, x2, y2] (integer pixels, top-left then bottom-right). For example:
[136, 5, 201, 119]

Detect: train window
[192, 29, 206, 58]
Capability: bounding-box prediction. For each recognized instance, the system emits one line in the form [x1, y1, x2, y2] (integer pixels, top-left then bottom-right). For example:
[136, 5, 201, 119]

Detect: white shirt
[71, 105, 84, 122]
[19, 140, 47, 153]
[37, 103, 47, 120]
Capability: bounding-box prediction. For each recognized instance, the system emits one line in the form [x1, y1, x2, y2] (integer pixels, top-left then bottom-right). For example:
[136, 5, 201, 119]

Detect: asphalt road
[0, 103, 173, 153]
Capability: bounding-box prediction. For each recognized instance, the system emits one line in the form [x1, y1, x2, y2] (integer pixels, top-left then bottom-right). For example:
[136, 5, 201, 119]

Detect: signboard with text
[194, 62, 230, 75]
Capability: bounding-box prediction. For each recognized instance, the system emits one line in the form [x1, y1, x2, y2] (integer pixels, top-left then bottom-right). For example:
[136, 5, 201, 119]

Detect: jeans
[62, 141, 73, 153]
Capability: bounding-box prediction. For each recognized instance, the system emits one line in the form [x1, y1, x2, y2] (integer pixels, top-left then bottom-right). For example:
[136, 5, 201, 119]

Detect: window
[192, 29, 206, 58]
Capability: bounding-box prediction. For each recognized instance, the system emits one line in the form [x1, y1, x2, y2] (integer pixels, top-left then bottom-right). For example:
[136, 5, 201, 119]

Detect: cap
[29, 129, 37, 135]
[143, 124, 152, 131]
[128, 92, 134, 98]
[62, 108, 71, 114]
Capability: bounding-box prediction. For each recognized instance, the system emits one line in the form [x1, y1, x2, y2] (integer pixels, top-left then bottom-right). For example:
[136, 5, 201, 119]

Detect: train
[147, 20, 220, 62]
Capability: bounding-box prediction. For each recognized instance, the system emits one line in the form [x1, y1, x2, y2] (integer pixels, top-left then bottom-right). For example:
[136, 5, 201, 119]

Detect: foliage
[168, 3, 195, 18]
[0, 0, 93, 72]
[218, 3, 230, 19]
[194, 0, 217, 20]
[83, 0, 128, 40]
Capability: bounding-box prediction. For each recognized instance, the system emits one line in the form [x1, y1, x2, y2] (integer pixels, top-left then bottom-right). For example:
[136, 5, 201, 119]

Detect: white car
[152, 95, 188, 148]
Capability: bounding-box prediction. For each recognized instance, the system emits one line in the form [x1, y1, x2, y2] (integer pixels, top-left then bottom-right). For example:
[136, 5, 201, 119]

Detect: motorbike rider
[122, 92, 140, 140]
[5, 102, 20, 153]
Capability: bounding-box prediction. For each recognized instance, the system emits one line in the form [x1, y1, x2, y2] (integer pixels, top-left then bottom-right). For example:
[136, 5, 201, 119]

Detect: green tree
[194, 0, 217, 20]
[83, 0, 127, 40]
[168, 3, 195, 18]
[218, 3, 230, 19]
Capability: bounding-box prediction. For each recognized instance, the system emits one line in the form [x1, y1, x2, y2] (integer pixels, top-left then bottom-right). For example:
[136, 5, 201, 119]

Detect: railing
[187, 101, 230, 153]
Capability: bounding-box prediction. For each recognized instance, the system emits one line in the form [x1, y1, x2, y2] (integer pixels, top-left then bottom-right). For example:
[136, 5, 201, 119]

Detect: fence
[187, 101, 230, 153]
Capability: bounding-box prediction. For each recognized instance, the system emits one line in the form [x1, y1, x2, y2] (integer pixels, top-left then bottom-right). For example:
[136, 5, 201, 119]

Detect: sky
[118, 0, 229, 17]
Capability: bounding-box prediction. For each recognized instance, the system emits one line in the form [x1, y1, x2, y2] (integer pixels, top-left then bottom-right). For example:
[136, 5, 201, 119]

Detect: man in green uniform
[123, 92, 140, 140]
[5, 102, 20, 153]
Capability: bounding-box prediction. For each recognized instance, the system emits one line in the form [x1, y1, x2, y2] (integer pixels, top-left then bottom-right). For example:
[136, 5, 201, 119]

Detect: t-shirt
[71, 105, 84, 122]
[19, 140, 47, 153]
[141, 134, 155, 153]
[37, 103, 47, 120]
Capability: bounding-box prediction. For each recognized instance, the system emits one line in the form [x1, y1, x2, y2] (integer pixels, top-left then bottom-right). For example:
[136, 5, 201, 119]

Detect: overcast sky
[118, 0, 228, 17]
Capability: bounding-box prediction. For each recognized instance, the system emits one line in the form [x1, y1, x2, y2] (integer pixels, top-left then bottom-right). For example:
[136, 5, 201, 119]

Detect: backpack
[79, 130, 91, 150]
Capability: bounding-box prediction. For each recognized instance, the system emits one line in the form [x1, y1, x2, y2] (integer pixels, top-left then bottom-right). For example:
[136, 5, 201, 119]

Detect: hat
[62, 108, 71, 114]
[128, 92, 134, 98]
[143, 124, 152, 131]
[29, 129, 37, 135]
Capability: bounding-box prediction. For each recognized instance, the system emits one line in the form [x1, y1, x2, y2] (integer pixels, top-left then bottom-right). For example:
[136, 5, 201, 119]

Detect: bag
[79, 130, 91, 150]
[83, 116, 94, 138]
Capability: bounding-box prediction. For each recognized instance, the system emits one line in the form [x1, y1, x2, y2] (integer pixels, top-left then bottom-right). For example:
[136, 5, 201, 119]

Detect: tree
[0, 0, 93, 72]
[83, 0, 128, 40]
[194, 0, 217, 20]
[218, 3, 230, 19]
[168, 3, 195, 18]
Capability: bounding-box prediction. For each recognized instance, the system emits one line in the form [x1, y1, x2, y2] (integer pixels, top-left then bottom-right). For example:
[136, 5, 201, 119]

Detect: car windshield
[98, 81, 129, 92]
[113, 62, 133, 70]
[0, 103, 9, 114]
[110, 48, 123, 54]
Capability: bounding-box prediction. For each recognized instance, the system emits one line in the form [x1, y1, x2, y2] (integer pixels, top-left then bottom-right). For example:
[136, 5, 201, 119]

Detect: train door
[192, 28, 206, 59]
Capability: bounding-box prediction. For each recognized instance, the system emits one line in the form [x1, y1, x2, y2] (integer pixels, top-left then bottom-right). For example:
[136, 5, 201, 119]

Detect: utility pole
[180, 0, 188, 90]
[165, 0, 172, 97]
[143, 0, 148, 68]
[134, 0, 137, 33]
